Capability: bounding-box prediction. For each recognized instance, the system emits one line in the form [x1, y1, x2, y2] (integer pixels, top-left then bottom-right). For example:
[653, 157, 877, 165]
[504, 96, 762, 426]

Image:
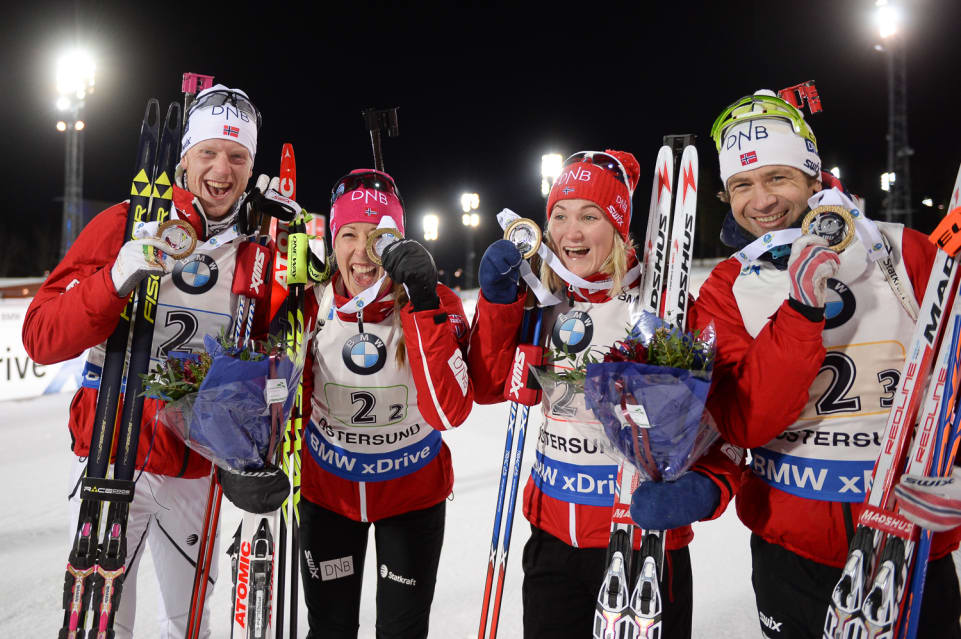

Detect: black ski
[59, 99, 182, 639]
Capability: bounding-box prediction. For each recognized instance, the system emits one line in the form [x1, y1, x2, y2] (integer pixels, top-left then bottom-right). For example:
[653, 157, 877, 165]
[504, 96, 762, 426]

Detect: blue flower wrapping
[584, 361, 716, 482]
[158, 335, 301, 471]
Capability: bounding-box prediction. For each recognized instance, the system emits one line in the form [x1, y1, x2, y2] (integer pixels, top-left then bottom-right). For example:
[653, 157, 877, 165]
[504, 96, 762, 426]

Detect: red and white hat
[547, 149, 641, 240]
[329, 169, 405, 242]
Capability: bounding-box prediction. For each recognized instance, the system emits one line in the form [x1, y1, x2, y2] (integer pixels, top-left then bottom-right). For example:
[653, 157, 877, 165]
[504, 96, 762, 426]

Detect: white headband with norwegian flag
[718, 116, 820, 187]
[180, 84, 257, 161]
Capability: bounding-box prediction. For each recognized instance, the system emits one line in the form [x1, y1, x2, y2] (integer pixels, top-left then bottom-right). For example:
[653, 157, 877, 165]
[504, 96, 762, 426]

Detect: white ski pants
[67, 457, 219, 639]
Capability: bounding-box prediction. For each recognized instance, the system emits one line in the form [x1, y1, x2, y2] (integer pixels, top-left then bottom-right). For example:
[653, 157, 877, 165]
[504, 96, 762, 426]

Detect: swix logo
[249, 248, 267, 295]
[279, 177, 294, 197]
[509, 350, 526, 399]
[607, 205, 624, 225]
[759, 611, 782, 633]
[556, 167, 593, 185]
[233, 541, 252, 629]
[923, 256, 955, 343]
[905, 476, 954, 489]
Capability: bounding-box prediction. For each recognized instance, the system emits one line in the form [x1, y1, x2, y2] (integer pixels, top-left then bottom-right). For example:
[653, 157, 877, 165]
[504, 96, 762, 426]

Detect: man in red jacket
[694, 89, 961, 638]
[24, 85, 271, 638]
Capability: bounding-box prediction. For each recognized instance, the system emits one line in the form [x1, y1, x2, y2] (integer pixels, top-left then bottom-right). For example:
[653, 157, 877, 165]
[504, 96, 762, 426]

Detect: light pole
[541, 153, 563, 199]
[423, 213, 439, 241]
[55, 49, 96, 259]
[461, 193, 480, 289]
[875, 0, 913, 228]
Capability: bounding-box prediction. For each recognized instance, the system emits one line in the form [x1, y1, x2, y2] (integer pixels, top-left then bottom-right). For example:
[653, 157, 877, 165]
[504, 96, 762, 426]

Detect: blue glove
[478, 239, 523, 304]
[629, 471, 720, 530]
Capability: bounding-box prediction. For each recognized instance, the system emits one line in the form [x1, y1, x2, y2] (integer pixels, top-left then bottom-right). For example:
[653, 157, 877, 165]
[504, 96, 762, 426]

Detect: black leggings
[298, 498, 445, 639]
[521, 526, 693, 639]
[751, 533, 961, 639]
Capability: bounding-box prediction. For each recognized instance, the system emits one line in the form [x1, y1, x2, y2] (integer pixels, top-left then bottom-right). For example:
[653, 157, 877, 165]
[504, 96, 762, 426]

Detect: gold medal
[366, 227, 404, 266]
[802, 205, 855, 253]
[156, 219, 197, 260]
[503, 217, 542, 260]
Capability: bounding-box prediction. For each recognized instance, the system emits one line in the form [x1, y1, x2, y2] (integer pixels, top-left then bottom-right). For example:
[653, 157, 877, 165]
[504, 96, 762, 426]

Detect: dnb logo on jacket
[551, 310, 593, 354]
[172, 254, 219, 294]
[824, 278, 855, 329]
[343, 333, 387, 375]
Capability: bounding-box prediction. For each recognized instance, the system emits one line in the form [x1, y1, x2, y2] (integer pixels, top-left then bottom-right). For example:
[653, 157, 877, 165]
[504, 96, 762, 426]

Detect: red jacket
[695, 225, 961, 566]
[469, 279, 745, 551]
[299, 275, 473, 522]
[23, 186, 269, 479]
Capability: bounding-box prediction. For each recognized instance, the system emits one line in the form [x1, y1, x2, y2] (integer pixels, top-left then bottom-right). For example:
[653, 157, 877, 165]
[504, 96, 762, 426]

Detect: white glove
[787, 234, 840, 309]
[895, 474, 961, 532]
[110, 221, 175, 297]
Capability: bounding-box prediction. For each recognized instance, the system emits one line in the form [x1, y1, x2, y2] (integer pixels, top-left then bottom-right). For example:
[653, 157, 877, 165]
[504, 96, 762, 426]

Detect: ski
[275, 142, 304, 639]
[823, 164, 961, 639]
[230, 143, 308, 639]
[58, 100, 182, 639]
[59, 98, 161, 639]
[594, 140, 698, 639]
[638, 146, 674, 318]
[479, 309, 545, 639]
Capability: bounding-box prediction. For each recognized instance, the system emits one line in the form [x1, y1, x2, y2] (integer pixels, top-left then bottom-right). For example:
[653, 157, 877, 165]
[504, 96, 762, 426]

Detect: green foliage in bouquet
[140, 331, 286, 401]
[644, 326, 713, 373]
[541, 323, 713, 386]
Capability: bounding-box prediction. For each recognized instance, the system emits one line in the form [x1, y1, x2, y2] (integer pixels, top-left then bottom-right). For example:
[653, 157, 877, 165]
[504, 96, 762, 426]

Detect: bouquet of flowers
[583, 311, 717, 481]
[141, 332, 304, 472]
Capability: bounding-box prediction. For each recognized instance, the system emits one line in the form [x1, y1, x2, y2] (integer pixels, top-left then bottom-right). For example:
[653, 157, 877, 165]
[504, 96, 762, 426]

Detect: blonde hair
[539, 231, 635, 298]
[392, 282, 408, 368]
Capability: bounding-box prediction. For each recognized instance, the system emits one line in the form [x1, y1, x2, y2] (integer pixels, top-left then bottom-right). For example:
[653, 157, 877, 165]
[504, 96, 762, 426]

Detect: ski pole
[902, 313, 961, 639]
[486, 309, 544, 639]
[186, 468, 223, 639]
[478, 309, 534, 639]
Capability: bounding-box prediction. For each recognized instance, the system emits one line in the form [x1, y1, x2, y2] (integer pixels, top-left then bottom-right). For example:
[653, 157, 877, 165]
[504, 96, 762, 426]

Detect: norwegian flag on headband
[223, 125, 240, 138]
[740, 151, 758, 166]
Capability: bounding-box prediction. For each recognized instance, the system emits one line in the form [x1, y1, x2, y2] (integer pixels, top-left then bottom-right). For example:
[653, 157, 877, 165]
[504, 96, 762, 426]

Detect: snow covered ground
[1, 390, 758, 638]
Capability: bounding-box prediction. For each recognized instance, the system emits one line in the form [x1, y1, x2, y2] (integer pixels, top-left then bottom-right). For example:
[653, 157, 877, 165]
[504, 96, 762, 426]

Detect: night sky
[3, 0, 960, 279]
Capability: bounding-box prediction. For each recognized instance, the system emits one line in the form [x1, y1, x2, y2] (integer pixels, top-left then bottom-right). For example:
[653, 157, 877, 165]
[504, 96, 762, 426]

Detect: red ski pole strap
[232, 241, 272, 300]
[503, 342, 545, 406]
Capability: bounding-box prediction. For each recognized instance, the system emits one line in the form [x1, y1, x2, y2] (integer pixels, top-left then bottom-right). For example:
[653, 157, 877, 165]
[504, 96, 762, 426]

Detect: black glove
[381, 238, 440, 311]
[238, 175, 299, 234]
[217, 464, 289, 514]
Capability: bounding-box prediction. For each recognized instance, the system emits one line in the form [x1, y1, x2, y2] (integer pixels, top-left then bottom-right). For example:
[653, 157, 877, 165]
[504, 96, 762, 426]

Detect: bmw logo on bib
[551, 310, 593, 354]
[172, 254, 218, 295]
[824, 278, 856, 329]
[343, 333, 387, 375]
